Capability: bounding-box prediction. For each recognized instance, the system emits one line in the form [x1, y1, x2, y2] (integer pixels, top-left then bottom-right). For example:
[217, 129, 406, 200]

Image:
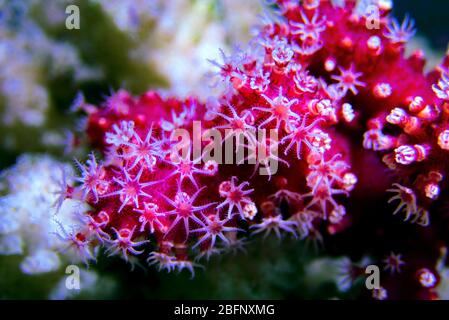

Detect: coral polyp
[54, 0, 449, 299]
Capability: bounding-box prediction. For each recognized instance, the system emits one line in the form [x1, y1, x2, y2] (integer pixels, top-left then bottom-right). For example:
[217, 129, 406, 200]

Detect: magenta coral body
[63, 1, 449, 299]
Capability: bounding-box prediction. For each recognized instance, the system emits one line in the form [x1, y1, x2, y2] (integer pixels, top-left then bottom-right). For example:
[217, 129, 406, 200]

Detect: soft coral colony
[59, 0, 449, 299]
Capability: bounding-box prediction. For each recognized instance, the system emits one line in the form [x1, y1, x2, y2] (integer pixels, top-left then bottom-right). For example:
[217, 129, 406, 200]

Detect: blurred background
[0, 0, 448, 299]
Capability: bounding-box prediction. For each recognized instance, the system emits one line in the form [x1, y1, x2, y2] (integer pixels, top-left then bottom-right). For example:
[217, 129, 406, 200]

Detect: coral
[0, 0, 102, 153]
[0, 154, 94, 274]
[0, 0, 100, 125]
[59, 0, 449, 300]
[66, 64, 354, 276]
